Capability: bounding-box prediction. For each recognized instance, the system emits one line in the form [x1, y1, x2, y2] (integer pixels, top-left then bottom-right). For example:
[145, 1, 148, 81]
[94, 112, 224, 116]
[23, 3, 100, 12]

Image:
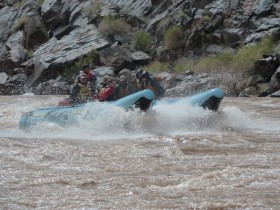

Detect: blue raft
[19, 88, 224, 131]
[160, 88, 224, 111]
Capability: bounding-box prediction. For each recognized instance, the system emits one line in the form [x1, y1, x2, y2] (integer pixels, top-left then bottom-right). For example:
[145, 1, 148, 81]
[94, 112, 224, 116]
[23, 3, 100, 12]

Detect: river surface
[0, 95, 279, 209]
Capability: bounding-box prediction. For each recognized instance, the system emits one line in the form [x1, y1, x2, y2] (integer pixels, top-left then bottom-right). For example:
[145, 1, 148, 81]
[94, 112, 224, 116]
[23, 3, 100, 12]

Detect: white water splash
[0, 96, 279, 141]
[220, 106, 280, 133]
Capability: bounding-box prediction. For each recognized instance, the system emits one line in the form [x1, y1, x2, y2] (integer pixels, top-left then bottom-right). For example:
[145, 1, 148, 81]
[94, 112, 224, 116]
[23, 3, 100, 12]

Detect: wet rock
[34, 78, 70, 95]
[270, 90, 280, 97]
[239, 86, 260, 97]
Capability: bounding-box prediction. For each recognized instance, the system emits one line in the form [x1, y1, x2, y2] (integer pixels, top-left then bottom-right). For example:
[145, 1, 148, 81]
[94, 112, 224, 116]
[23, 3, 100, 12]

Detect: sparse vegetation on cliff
[164, 35, 276, 75]
[163, 25, 184, 51]
[85, 0, 101, 16]
[133, 30, 152, 53]
[232, 35, 276, 73]
[134, 34, 277, 78]
[11, 16, 29, 33]
[143, 60, 169, 73]
[15, 0, 43, 9]
[98, 16, 131, 37]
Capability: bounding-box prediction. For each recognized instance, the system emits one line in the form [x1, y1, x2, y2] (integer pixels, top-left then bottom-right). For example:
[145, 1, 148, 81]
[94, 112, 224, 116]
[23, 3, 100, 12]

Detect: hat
[80, 73, 87, 79]
[119, 75, 126, 81]
[103, 75, 111, 82]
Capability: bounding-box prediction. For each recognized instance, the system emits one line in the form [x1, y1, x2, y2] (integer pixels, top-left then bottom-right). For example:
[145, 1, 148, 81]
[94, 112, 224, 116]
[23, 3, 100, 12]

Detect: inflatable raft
[19, 88, 224, 131]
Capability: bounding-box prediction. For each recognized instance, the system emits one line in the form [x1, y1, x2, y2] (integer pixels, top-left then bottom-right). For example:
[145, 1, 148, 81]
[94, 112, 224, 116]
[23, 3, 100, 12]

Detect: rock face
[0, 0, 279, 96]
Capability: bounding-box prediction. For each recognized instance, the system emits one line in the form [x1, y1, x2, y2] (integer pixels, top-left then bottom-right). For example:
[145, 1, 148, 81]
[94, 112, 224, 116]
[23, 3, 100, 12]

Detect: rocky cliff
[0, 0, 280, 97]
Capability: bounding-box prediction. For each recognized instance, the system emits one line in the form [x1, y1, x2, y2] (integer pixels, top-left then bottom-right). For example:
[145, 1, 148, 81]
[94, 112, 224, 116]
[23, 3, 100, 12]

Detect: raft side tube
[188, 88, 224, 110]
[113, 89, 155, 111]
[19, 90, 155, 131]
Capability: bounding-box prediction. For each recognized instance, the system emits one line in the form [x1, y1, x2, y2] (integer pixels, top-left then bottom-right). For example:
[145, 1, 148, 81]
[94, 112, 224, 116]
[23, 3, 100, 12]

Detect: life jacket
[77, 82, 92, 97]
[69, 82, 93, 105]
[151, 74, 162, 82]
[86, 72, 97, 82]
[98, 85, 115, 102]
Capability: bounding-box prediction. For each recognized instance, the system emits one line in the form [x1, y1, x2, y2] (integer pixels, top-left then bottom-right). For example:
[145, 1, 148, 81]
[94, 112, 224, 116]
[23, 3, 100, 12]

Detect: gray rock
[35, 79, 70, 95]
[131, 51, 151, 61]
[41, 0, 62, 26]
[8, 73, 27, 83]
[93, 66, 115, 78]
[99, 46, 135, 72]
[271, 90, 280, 97]
[0, 72, 8, 84]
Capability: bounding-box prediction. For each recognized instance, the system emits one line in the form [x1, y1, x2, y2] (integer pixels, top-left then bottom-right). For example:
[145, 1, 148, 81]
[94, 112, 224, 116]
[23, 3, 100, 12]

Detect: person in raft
[136, 69, 165, 99]
[69, 73, 94, 105]
[75, 64, 97, 94]
[97, 77, 118, 102]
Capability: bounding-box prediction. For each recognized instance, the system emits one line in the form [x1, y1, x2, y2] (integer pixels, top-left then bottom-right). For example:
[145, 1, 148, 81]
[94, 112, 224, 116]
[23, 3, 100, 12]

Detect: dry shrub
[143, 60, 170, 73]
[163, 25, 183, 51]
[98, 16, 131, 36]
[194, 35, 276, 74]
[133, 30, 152, 52]
[232, 35, 275, 72]
[11, 16, 30, 33]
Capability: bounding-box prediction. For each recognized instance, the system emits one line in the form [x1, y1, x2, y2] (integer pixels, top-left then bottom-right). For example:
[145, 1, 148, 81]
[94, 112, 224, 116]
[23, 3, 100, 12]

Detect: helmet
[136, 69, 149, 79]
[136, 69, 144, 79]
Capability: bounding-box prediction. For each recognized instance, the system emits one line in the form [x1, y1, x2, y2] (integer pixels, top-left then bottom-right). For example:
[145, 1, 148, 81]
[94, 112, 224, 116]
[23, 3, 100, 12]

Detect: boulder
[0, 72, 8, 84]
[41, 0, 63, 27]
[98, 46, 135, 73]
[251, 55, 279, 81]
[271, 90, 280, 97]
[34, 79, 70, 95]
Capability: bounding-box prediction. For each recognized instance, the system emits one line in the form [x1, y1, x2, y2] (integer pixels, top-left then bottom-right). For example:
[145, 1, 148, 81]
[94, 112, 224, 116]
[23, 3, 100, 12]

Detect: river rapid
[0, 95, 279, 209]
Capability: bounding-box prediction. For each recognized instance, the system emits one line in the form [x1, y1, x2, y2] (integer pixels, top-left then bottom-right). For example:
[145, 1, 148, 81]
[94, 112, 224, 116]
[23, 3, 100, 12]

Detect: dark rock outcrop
[0, 0, 279, 96]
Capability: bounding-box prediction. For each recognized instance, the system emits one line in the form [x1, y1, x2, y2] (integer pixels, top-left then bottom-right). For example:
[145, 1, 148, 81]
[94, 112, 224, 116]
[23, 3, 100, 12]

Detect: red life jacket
[87, 72, 96, 80]
[98, 86, 115, 102]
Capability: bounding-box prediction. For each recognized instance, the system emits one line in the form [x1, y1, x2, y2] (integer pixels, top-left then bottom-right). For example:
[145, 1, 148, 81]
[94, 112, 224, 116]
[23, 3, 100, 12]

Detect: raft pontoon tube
[19, 89, 155, 131]
[19, 88, 224, 131]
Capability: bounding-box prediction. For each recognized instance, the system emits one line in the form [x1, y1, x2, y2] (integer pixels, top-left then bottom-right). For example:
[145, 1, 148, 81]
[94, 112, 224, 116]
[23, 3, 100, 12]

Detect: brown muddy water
[0, 95, 279, 209]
